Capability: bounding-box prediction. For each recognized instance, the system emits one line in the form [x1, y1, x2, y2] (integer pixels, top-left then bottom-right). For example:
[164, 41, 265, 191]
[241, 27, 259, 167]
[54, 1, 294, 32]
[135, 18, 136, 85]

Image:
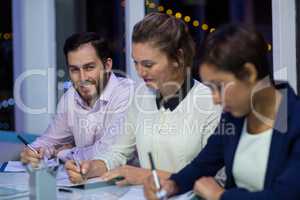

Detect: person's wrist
[144, 168, 152, 178]
[215, 188, 225, 200]
[56, 148, 73, 161]
[89, 160, 107, 178]
[167, 180, 179, 197]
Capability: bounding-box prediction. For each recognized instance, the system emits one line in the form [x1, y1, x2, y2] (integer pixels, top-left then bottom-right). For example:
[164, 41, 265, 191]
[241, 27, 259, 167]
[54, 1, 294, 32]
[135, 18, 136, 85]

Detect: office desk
[0, 172, 200, 200]
[0, 172, 144, 200]
[0, 173, 144, 200]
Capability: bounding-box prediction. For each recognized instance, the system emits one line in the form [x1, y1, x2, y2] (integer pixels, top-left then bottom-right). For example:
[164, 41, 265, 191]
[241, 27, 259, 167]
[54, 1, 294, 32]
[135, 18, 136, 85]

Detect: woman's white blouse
[233, 120, 273, 192]
[94, 80, 221, 173]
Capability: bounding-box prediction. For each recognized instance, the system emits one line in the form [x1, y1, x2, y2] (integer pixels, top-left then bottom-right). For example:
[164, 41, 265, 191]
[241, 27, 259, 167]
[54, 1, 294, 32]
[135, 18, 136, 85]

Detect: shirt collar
[74, 72, 119, 110]
[156, 77, 194, 111]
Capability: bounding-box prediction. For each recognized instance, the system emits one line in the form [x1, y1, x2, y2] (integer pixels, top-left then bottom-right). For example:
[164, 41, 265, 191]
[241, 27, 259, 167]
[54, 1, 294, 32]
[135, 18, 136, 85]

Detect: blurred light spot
[268, 44, 272, 51]
[184, 16, 191, 22]
[193, 20, 199, 27]
[58, 69, 65, 78]
[175, 12, 182, 19]
[4, 33, 10, 40]
[8, 98, 14, 106]
[166, 9, 173, 15]
[210, 28, 216, 32]
[201, 24, 209, 31]
[158, 6, 164, 12]
[2, 100, 8, 108]
[149, 2, 156, 8]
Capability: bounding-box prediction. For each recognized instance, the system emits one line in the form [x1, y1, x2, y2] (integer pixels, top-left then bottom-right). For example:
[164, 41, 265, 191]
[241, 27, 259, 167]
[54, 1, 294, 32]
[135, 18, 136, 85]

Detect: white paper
[3, 161, 26, 172]
[171, 191, 198, 200]
[4, 159, 59, 172]
[56, 171, 107, 187]
[118, 186, 146, 200]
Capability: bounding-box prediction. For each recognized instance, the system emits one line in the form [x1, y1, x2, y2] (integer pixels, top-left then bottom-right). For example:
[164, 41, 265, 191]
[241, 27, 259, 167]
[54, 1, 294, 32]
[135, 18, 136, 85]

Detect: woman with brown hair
[65, 12, 221, 186]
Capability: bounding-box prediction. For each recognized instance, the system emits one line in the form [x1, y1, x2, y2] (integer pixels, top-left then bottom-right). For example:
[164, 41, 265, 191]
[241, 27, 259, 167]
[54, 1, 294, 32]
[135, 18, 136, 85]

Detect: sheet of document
[118, 186, 146, 200]
[171, 191, 201, 200]
[118, 187, 199, 200]
[56, 176, 107, 187]
[2, 163, 106, 188]
[3, 161, 26, 172]
[4, 159, 59, 172]
[56, 168, 112, 188]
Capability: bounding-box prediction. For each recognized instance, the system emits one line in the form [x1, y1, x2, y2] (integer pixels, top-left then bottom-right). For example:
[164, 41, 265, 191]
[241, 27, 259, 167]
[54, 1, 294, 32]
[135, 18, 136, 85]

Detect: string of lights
[146, 0, 213, 32]
[0, 98, 15, 110]
[0, 98, 15, 109]
[0, 98, 13, 129]
[145, 0, 272, 51]
[0, 32, 13, 40]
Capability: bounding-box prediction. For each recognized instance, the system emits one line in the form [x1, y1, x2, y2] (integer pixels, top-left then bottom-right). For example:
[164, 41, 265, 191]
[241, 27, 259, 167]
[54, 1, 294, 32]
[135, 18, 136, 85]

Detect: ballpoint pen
[17, 134, 49, 168]
[148, 152, 167, 200]
[71, 151, 86, 182]
[58, 188, 73, 193]
[17, 134, 39, 155]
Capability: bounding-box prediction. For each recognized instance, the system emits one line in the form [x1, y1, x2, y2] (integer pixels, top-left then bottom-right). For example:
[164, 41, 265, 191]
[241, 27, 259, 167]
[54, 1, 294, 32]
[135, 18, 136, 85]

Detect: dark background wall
[0, 0, 14, 131]
[297, 0, 300, 94]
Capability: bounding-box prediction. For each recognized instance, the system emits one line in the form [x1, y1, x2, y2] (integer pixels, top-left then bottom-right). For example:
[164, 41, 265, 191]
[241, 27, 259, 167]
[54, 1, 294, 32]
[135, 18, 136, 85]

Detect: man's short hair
[63, 32, 112, 64]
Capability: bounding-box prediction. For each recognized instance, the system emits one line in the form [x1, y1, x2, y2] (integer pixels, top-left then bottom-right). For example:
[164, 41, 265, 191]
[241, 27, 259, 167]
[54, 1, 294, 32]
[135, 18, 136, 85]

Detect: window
[0, 0, 14, 131]
[145, 0, 273, 80]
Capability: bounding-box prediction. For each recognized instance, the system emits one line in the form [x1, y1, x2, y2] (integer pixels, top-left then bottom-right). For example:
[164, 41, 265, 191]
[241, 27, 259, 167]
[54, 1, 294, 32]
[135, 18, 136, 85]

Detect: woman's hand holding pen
[65, 160, 108, 184]
[65, 160, 90, 184]
[20, 147, 45, 168]
[143, 176, 178, 200]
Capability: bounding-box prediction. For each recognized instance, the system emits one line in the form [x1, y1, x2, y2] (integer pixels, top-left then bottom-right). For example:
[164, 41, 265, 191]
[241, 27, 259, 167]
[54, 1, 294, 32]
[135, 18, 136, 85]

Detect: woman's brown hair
[132, 12, 195, 70]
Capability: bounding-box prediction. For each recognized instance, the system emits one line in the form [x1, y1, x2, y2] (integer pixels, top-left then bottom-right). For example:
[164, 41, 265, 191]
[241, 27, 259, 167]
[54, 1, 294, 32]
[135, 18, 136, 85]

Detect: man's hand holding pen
[20, 147, 45, 168]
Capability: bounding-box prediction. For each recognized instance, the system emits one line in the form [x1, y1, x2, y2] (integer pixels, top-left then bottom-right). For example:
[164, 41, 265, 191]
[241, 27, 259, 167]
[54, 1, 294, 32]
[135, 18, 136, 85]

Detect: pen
[71, 151, 86, 181]
[17, 134, 39, 155]
[148, 152, 167, 200]
[58, 188, 73, 193]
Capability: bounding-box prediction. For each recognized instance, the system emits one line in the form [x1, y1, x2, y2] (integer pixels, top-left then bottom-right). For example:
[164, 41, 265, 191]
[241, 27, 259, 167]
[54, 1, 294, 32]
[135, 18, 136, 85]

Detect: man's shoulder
[60, 86, 76, 99]
[113, 74, 135, 89]
[108, 74, 135, 97]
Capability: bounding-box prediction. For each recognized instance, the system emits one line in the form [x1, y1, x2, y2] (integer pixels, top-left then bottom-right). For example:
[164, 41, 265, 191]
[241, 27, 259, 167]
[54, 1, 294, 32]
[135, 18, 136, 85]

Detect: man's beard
[74, 72, 110, 104]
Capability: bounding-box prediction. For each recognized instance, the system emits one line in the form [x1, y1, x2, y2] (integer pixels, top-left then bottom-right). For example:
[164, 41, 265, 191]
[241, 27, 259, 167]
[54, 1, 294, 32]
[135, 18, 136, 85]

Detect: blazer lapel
[264, 83, 289, 188]
[264, 130, 286, 188]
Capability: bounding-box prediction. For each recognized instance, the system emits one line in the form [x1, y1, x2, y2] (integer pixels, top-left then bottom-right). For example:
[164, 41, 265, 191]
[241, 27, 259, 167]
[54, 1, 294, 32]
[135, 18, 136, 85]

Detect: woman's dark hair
[132, 12, 195, 69]
[63, 32, 112, 64]
[200, 24, 273, 83]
